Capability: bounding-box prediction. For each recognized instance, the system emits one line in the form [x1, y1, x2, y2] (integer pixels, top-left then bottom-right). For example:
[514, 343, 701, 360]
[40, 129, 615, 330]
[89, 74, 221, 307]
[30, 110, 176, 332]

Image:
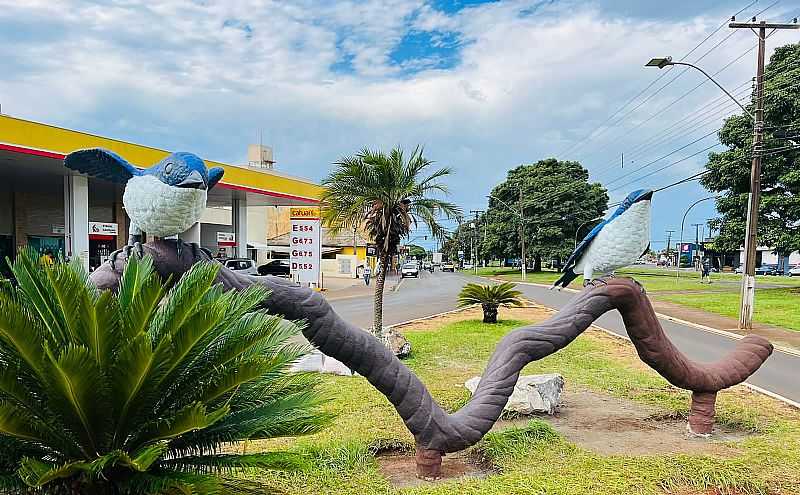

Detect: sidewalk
[323, 274, 401, 300]
[648, 298, 800, 351]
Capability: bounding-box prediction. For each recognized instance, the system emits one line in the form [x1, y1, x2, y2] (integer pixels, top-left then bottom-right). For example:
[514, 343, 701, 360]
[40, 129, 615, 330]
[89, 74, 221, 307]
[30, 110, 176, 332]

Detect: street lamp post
[647, 55, 759, 327]
[488, 192, 526, 281]
[677, 196, 717, 282]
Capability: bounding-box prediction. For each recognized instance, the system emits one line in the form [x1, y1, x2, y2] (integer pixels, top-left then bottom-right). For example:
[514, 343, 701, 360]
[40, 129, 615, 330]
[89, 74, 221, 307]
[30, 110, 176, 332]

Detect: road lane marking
[490, 278, 800, 358]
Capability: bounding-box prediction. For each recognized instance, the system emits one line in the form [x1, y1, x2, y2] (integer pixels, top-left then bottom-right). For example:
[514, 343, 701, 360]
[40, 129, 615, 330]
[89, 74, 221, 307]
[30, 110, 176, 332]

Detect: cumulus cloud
[1, 0, 797, 245]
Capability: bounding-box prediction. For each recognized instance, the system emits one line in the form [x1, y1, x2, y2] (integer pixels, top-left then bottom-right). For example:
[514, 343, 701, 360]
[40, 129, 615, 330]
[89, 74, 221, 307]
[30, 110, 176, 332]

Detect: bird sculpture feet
[109, 241, 145, 269]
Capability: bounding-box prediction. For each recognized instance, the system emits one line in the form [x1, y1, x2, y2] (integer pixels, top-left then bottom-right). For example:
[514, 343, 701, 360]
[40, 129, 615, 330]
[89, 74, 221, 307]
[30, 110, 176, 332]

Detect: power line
[607, 142, 723, 194]
[554, 0, 760, 158]
[566, 0, 780, 162]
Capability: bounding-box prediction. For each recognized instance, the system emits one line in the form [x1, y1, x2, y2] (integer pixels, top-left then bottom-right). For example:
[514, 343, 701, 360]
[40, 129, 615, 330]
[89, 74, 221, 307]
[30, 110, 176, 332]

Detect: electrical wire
[567, 0, 780, 163]
[554, 0, 760, 158]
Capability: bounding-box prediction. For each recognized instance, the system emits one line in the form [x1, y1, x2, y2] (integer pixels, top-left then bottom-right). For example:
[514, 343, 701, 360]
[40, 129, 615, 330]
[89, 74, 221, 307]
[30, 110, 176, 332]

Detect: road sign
[290, 207, 321, 284]
[366, 243, 377, 257]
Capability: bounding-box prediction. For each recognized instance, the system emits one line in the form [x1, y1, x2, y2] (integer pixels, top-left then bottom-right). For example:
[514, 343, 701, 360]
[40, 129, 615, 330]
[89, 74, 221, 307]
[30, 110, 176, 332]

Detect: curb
[652, 312, 800, 358]
[487, 276, 800, 409]
[388, 306, 472, 329]
[488, 278, 800, 358]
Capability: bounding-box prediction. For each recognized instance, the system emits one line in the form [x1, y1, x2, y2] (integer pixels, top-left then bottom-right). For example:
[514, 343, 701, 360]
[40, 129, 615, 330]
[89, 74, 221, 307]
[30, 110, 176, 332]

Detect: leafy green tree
[0, 252, 329, 494]
[321, 146, 460, 335]
[404, 244, 427, 259]
[702, 43, 800, 258]
[457, 282, 523, 323]
[483, 159, 608, 271]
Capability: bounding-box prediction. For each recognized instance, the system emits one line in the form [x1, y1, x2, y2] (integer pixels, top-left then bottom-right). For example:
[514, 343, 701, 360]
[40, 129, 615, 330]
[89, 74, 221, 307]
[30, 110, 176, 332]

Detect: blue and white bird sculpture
[65, 148, 224, 259]
[552, 189, 653, 289]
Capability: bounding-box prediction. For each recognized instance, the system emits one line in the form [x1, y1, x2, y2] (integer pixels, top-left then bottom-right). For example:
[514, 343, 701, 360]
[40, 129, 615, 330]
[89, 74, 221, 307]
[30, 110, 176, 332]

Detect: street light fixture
[645, 57, 754, 119]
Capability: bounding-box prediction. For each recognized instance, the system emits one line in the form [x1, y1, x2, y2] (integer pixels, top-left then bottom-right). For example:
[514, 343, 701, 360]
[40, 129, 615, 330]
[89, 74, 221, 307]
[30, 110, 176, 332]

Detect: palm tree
[0, 251, 329, 494]
[321, 146, 460, 337]
[457, 282, 524, 323]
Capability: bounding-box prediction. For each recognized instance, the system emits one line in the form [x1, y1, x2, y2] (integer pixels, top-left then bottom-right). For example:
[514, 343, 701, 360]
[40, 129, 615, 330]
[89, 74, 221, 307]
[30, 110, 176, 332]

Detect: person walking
[363, 263, 372, 286]
[701, 258, 712, 283]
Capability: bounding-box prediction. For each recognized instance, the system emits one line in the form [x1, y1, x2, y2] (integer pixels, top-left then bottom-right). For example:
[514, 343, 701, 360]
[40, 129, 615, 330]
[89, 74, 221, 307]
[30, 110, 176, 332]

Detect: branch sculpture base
[90, 241, 773, 479]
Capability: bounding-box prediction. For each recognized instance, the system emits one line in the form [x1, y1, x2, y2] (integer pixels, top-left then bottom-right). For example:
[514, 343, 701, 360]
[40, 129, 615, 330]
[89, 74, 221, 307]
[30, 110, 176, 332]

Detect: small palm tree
[457, 282, 524, 323]
[321, 146, 460, 336]
[0, 251, 329, 494]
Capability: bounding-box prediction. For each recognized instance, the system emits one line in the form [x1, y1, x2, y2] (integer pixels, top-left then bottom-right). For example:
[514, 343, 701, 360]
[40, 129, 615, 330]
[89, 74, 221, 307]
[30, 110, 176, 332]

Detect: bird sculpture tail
[551, 269, 579, 290]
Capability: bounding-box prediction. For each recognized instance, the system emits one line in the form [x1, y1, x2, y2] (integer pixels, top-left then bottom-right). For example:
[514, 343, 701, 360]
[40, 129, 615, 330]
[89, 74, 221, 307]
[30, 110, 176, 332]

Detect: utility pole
[519, 189, 526, 281]
[692, 223, 703, 270]
[665, 230, 675, 265]
[470, 210, 485, 274]
[729, 18, 799, 329]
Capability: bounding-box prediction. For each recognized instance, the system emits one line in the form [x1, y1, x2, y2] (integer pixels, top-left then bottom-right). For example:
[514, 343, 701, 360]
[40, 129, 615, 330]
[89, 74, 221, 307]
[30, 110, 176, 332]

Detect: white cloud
[1, 0, 797, 242]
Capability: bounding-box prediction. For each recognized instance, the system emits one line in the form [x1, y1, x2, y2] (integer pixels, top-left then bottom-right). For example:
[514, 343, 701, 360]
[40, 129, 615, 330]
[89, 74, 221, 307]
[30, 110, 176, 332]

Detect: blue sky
[1, 0, 799, 252]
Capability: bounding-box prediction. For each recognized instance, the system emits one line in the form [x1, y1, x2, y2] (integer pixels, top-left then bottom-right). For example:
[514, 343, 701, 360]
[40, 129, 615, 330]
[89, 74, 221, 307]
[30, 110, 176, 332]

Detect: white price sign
[290, 207, 321, 284]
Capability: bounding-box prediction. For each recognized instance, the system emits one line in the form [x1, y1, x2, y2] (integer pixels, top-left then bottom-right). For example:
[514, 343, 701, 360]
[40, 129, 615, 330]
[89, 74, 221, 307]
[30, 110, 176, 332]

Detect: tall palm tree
[321, 146, 460, 337]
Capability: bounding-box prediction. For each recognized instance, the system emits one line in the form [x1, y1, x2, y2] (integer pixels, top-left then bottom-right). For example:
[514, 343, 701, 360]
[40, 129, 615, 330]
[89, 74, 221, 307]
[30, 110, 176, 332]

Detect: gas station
[0, 115, 323, 273]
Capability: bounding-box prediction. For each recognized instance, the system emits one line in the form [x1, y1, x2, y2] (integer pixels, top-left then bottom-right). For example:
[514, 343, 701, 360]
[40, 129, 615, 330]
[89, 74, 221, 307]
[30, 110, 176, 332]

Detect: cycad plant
[0, 251, 329, 494]
[457, 282, 524, 323]
[321, 146, 460, 336]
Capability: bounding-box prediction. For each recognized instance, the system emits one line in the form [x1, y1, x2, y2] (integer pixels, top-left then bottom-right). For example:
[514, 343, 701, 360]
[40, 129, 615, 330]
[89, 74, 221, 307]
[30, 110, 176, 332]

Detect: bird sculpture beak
[177, 170, 207, 190]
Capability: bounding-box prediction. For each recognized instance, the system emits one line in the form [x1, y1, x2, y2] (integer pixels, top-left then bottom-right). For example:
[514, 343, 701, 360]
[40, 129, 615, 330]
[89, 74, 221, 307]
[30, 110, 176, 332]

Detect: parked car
[441, 262, 455, 272]
[224, 258, 258, 276]
[758, 264, 783, 276]
[258, 259, 291, 277]
[462, 263, 474, 270]
[401, 262, 420, 278]
[789, 265, 800, 276]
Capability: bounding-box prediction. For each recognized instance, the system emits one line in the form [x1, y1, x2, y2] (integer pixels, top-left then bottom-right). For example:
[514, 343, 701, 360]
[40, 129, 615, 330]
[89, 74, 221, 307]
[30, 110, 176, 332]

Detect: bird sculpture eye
[165, 163, 173, 174]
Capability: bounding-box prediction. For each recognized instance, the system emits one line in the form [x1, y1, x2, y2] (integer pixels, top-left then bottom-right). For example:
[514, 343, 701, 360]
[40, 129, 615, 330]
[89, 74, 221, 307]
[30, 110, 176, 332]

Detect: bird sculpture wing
[64, 148, 141, 184]
[208, 167, 224, 190]
[563, 219, 608, 272]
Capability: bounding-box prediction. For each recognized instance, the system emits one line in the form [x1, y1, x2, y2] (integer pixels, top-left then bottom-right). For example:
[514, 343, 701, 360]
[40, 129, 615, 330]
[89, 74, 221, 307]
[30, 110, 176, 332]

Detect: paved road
[330, 270, 799, 405]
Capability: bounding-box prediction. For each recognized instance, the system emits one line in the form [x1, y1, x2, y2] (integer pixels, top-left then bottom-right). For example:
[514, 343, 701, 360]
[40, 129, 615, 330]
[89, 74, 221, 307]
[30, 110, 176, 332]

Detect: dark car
[756, 264, 783, 276]
[258, 259, 291, 277]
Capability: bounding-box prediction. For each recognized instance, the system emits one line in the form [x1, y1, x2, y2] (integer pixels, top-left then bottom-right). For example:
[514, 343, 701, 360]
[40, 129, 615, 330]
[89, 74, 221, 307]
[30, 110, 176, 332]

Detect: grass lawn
[660, 287, 800, 331]
[244, 310, 800, 494]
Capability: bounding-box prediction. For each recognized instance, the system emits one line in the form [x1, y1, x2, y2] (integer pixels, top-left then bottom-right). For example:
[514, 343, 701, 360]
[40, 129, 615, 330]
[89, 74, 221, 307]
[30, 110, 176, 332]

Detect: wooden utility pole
[665, 230, 675, 264]
[729, 18, 799, 329]
[470, 209, 485, 273]
[519, 189, 526, 281]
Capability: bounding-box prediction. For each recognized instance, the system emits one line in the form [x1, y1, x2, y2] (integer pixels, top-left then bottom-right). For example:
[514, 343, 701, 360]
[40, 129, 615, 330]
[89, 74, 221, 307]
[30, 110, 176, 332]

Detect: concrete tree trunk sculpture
[90, 240, 773, 480]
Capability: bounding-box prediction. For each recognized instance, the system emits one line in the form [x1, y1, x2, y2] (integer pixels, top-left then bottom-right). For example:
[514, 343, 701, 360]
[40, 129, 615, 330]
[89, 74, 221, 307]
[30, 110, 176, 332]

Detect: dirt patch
[495, 389, 751, 456]
[376, 450, 493, 489]
[396, 300, 554, 332]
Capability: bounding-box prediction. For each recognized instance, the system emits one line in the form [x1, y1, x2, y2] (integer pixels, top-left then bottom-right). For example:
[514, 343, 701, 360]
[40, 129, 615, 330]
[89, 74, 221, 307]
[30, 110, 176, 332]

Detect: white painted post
[233, 197, 248, 258]
[64, 175, 90, 271]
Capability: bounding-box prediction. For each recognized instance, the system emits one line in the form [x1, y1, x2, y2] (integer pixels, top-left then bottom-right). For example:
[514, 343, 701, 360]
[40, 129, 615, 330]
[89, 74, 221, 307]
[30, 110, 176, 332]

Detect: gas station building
[0, 115, 323, 273]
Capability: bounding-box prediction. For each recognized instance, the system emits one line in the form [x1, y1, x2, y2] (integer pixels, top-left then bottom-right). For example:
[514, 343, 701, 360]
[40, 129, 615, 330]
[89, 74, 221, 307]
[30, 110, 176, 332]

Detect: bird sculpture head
[616, 189, 653, 217]
[64, 148, 224, 238]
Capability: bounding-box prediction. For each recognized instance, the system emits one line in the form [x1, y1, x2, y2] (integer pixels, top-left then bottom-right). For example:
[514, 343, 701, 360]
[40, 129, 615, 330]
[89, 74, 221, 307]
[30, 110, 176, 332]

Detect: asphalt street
[329, 270, 800, 405]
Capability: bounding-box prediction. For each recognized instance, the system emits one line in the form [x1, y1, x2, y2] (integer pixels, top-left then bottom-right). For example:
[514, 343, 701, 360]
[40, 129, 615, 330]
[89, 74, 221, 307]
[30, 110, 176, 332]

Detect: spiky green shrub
[0, 251, 330, 494]
[457, 282, 524, 323]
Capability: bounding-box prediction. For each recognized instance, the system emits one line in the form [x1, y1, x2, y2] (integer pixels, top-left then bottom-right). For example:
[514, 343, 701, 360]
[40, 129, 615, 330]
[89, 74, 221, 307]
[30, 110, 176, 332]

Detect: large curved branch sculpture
[90, 240, 773, 479]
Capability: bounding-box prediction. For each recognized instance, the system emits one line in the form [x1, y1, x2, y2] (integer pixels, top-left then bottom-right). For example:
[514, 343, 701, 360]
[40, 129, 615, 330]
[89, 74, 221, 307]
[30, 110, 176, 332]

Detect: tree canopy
[702, 42, 800, 255]
[482, 158, 608, 270]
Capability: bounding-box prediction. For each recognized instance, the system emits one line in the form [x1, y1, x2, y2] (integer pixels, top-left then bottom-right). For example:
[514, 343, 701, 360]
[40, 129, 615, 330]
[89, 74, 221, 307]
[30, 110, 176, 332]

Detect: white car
[462, 263, 473, 270]
[401, 262, 420, 278]
[789, 265, 800, 277]
[224, 258, 259, 276]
